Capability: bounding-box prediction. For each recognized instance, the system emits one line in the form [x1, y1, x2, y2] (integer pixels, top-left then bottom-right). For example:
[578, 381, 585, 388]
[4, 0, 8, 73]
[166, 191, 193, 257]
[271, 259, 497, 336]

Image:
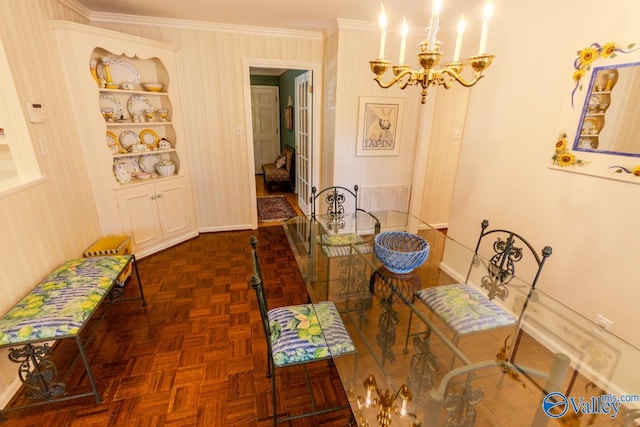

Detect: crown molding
[87, 11, 323, 40]
[57, 0, 92, 19]
[336, 18, 376, 31]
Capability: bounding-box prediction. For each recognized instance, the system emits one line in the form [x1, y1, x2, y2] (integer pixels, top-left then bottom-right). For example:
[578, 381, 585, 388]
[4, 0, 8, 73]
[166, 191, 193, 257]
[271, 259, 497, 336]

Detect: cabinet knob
[151, 195, 156, 200]
[157, 193, 163, 198]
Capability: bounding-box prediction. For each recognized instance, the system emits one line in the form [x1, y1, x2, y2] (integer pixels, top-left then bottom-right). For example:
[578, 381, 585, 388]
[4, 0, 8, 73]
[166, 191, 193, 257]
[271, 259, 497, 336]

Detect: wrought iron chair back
[309, 186, 380, 295]
[467, 219, 553, 324]
[405, 219, 552, 364]
[311, 185, 359, 232]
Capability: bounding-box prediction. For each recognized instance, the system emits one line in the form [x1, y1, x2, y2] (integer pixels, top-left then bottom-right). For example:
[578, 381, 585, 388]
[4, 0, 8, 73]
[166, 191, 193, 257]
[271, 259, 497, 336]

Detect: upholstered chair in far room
[248, 236, 355, 425]
[404, 219, 552, 365]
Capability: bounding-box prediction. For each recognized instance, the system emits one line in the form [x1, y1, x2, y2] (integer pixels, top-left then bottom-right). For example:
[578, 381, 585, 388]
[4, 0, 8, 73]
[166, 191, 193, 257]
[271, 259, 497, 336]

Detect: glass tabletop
[282, 211, 640, 426]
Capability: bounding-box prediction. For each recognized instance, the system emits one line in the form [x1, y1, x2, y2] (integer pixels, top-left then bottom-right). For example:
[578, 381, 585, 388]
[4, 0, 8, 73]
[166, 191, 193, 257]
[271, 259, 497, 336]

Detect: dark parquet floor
[1, 226, 351, 426]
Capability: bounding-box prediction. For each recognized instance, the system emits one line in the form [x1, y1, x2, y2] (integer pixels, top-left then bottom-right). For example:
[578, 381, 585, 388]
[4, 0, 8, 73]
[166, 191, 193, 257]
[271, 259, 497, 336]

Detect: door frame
[242, 58, 322, 229]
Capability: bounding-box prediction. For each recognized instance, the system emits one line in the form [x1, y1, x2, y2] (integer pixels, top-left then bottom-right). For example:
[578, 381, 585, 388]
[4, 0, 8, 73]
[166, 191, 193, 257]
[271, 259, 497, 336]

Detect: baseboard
[135, 232, 200, 259]
[198, 224, 253, 233]
[427, 222, 449, 229]
[438, 261, 465, 283]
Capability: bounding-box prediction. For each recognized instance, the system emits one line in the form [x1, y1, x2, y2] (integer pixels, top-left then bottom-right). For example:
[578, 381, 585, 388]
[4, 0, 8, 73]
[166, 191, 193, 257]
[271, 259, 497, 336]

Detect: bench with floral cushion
[0, 255, 146, 419]
[262, 146, 294, 191]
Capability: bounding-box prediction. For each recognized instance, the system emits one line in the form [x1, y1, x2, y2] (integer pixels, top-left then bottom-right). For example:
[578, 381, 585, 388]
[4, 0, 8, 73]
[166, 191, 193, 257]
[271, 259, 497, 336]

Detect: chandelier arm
[439, 69, 485, 88]
[373, 69, 416, 90]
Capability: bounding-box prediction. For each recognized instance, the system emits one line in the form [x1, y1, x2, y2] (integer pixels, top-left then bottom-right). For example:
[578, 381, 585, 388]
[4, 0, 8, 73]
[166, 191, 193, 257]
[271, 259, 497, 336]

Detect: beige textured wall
[90, 21, 324, 230]
[448, 0, 640, 348]
[331, 24, 423, 191]
[0, 0, 98, 400]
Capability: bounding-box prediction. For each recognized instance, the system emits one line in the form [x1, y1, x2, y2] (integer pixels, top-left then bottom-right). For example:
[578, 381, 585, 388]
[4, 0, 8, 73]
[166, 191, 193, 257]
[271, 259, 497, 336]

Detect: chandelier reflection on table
[370, 0, 495, 103]
[348, 375, 420, 426]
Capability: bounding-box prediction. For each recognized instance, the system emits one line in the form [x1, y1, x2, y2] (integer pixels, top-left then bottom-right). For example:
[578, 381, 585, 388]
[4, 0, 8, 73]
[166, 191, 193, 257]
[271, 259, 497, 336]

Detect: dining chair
[248, 236, 355, 425]
[403, 219, 552, 365]
[311, 186, 379, 287]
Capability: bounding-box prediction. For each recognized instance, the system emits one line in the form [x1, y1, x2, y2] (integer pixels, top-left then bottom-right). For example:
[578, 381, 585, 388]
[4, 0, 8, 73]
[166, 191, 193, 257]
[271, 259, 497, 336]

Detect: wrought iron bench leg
[76, 336, 102, 404]
[131, 255, 147, 306]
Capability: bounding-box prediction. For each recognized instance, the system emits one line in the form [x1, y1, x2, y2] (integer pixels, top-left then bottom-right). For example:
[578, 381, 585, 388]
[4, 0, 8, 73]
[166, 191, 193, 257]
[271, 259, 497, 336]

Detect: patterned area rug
[257, 196, 297, 222]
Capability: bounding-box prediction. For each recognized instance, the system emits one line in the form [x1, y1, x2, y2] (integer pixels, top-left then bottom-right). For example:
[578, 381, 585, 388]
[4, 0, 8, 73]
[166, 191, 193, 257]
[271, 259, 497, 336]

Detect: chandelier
[349, 375, 419, 426]
[370, 0, 495, 103]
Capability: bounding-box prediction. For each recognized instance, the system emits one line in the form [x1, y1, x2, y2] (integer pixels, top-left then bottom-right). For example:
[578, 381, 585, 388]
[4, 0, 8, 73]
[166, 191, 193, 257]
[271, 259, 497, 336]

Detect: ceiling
[75, 0, 482, 33]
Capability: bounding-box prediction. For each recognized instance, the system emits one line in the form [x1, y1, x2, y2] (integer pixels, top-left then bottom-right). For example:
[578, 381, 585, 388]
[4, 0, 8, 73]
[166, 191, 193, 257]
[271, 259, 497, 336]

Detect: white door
[295, 72, 312, 214]
[251, 86, 280, 174]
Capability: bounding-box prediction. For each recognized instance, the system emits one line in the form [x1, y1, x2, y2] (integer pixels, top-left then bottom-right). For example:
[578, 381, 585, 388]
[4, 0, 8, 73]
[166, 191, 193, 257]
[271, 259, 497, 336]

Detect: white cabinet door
[116, 177, 196, 254]
[116, 184, 164, 250]
[155, 178, 193, 241]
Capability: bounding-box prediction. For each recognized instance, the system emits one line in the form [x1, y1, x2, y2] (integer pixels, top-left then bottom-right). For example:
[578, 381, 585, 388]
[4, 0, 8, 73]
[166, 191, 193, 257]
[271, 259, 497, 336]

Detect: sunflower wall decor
[608, 165, 640, 177]
[551, 132, 588, 168]
[570, 42, 637, 107]
[550, 41, 640, 181]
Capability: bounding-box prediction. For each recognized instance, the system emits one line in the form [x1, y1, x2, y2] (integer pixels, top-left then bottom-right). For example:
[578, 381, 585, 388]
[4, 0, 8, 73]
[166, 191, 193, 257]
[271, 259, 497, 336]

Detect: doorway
[244, 60, 321, 228]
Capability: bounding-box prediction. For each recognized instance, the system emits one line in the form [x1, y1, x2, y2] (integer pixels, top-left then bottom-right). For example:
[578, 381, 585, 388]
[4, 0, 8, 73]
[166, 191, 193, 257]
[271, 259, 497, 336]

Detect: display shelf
[99, 88, 168, 96]
[52, 21, 197, 257]
[113, 148, 176, 159]
[105, 121, 173, 127]
[114, 172, 178, 187]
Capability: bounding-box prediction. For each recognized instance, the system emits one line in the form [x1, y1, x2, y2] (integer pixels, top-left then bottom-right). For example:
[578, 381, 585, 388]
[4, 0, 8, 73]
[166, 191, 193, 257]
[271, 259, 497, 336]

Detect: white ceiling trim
[336, 18, 376, 32]
[57, 0, 92, 19]
[87, 11, 324, 40]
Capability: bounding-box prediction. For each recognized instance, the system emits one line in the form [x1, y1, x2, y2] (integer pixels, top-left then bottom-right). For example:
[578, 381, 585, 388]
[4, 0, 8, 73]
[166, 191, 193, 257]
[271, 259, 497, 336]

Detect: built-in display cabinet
[52, 21, 197, 257]
[577, 68, 618, 150]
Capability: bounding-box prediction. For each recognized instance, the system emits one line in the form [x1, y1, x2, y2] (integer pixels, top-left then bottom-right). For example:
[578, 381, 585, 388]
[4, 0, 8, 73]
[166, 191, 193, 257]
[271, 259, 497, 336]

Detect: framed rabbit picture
[356, 96, 403, 156]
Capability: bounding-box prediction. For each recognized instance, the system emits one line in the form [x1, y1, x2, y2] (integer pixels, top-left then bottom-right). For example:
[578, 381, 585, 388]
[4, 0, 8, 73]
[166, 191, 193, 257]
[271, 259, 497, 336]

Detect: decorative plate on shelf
[113, 157, 140, 175]
[118, 130, 139, 151]
[138, 153, 161, 173]
[127, 95, 153, 117]
[99, 94, 124, 119]
[97, 57, 141, 86]
[106, 131, 120, 153]
[139, 128, 160, 149]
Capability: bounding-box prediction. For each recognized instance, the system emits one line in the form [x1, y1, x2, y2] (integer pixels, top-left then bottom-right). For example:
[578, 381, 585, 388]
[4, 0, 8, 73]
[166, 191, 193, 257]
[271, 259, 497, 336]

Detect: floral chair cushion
[0, 256, 132, 346]
[320, 233, 373, 258]
[267, 301, 355, 367]
[415, 284, 515, 336]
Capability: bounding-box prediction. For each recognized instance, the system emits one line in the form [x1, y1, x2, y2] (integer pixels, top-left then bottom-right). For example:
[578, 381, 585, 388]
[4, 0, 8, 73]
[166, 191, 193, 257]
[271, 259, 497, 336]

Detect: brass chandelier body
[370, 40, 494, 104]
[370, 1, 495, 103]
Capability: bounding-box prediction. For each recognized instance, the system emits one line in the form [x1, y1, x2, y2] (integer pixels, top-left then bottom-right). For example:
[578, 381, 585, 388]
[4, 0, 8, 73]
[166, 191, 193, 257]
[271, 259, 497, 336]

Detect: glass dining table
[282, 210, 640, 427]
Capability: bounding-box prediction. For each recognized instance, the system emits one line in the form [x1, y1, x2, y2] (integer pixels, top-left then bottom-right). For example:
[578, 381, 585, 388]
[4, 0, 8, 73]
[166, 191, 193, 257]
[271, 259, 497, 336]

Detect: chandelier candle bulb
[452, 14, 466, 62]
[399, 17, 408, 64]
[428, 0, 443, 50]
[378, 4, 388, 58]
[369, 0, 494, 103]
[478, 1, 493, 54]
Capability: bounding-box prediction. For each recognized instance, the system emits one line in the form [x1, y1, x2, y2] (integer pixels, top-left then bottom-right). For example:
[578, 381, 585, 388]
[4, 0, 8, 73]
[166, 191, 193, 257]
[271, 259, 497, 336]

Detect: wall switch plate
[595, 314, 613, 330]
[25, 101, 47, 123]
